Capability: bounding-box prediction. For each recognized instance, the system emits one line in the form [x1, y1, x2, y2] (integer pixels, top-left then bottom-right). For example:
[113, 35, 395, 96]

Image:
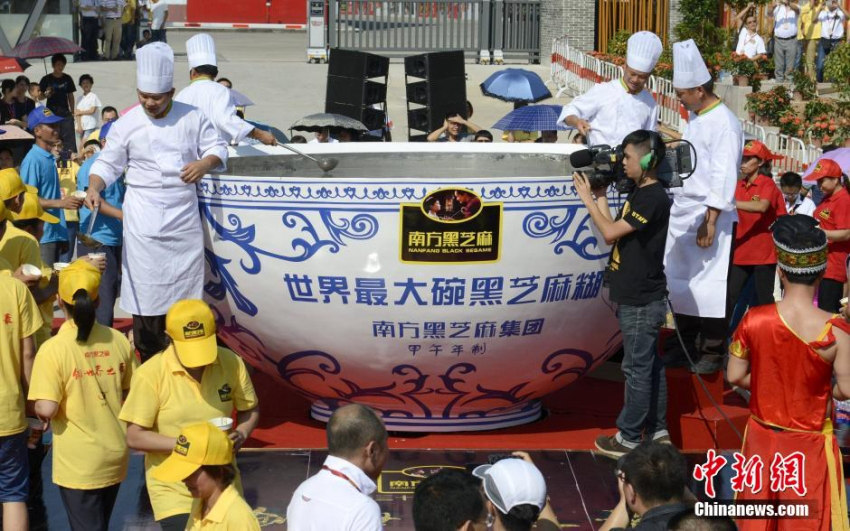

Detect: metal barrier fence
[550, 35, 822, 172]
[328, 0, 540, 62]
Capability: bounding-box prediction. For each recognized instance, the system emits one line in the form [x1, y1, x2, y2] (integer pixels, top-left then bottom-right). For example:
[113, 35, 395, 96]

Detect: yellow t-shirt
[0, 275, 44, 436]
[57, 161, 80, 223]
[187, 484, 261, 530]
[28, 321, 136, 489]
[0, 226, 54, 347]
[799, 4, 822, 40]
[501, 130, 539, 142]
[122, 0, 136, 24]
[118, 346, 258, 520]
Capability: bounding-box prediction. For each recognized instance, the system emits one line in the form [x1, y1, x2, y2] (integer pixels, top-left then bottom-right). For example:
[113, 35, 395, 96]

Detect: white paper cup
[26, 417, 44, 449]
[842, 297, 848, 307]
[21, 263, 42, 278]
[53, 262, 70, 272]
[88, 252, 106, 261]
[71, 190, 87, 199]
[210, 417, 234, 432]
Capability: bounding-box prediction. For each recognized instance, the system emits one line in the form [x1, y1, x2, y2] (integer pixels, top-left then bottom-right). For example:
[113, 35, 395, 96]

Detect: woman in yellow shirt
[28, 259, 136, 531]
[154, 422, 260, 530]
[119, 299, 260, 531]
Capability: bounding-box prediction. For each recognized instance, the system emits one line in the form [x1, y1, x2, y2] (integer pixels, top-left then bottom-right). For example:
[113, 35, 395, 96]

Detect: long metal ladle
[278, 142, 338, 172]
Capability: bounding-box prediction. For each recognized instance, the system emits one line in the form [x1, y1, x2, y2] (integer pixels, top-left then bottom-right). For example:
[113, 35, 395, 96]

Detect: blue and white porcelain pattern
[199, 148, 623, 431]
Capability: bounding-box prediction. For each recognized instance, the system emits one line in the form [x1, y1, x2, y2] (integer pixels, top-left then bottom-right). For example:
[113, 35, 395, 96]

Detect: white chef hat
[187, 33, 217, 69]
[626, 31, 663, 73]
[672, 39, 712, 89]
[136, 42, 174, 94]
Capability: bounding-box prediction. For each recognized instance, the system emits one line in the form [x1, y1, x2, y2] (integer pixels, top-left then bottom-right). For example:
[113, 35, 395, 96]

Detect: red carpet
[244, 370, 625, 450]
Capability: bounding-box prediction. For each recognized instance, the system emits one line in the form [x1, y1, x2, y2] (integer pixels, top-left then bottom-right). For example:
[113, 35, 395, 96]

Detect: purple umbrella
[802, 148, 850, 180]
[11, 36, 82, 59]
[11, 37, 83, 73]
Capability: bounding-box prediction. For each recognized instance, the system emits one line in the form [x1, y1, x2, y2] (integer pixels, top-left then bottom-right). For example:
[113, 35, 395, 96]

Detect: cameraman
[574, 130, 671, 458]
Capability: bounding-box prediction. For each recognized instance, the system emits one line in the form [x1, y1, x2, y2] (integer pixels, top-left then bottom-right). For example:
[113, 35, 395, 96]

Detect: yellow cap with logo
[58, 259, 101, 305]
[152, 422, 233, 482]
[166, 299, 218, 368]
[10, 191, 59, 224]
[0, 168, 36, 202]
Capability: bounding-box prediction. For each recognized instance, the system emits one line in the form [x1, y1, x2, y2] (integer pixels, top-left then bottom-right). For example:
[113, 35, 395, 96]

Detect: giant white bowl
[200, 143, 622, 432]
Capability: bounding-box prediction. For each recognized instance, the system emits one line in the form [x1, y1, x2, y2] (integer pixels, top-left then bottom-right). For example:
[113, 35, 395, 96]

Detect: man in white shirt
[558, 31, 662, 147]
[84, 42, 227, 361]
[780, 171, 816, 216]
[664, 39, 743, 374]
[149, 0, 168, 42]
[175, 34, 275, 146]
[768, 0, 801, 82]
[99, 0, 125, 60]
[816, 0, 847, 81]
[287, 404, 388, 531]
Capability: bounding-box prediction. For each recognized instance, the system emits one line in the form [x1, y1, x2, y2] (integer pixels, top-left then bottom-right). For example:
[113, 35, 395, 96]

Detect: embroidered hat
[742, 140, 782, 162]
[152, 422, 233, 482]
[165, 299, 218, 368]
[804, 159, 843, 182]
[58, 259, 101, 304]
[626, 31, 663, 74]
[772, 214, 827, 275]
[472, 458, 547, 515]
[10, 191, 59, 224]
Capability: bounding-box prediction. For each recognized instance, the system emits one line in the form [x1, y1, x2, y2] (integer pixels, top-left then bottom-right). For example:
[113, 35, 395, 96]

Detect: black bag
[766, 37, 775, 58]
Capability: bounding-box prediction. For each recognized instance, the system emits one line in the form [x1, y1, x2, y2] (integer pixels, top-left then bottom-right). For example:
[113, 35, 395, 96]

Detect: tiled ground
[27, 448, 722, 530]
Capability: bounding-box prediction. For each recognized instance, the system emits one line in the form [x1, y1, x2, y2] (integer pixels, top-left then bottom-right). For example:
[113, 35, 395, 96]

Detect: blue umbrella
[480, 68, 552, 103]
[247, 120, 289, 143]
[492, 105, 570, 132]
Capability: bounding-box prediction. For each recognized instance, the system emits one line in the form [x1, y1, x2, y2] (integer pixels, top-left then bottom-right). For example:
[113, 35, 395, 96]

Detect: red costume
[731, 305, 850, 531]
[813, 187, 850, 283]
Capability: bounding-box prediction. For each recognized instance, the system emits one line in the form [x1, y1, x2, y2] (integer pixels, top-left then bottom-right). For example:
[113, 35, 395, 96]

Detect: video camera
[569, 141, 695, 194]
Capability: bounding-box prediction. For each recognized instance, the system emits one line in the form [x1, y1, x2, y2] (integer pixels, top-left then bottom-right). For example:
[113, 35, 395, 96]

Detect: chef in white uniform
[663, 39, 743, 374]
[175, 34, 276, 146]
[558, 31, 662, 146]
[85, 42, 228, 361]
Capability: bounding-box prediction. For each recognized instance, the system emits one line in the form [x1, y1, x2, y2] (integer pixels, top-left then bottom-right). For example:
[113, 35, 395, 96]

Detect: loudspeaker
[329, 48, 390, 79]
[325, 102, 386, 131]
[404, 50, 465, 80]
[326, 75, 387, 107]
[406, 77, 466, 107]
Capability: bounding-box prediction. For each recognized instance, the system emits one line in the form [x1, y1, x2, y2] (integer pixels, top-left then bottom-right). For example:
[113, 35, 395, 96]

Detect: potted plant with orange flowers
[726, 52, 757, 86]
[806, 114, 837, 148]
[746, 85, 792, 126]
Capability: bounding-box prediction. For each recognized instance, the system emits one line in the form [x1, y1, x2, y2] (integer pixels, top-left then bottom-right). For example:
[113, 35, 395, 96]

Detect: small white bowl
[53, 262, 70, 272]
[21, 264, 42, 278]
[71, 191, 87, 199]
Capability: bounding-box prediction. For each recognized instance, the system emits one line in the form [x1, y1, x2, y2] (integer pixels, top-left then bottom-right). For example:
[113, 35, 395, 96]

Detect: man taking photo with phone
[573, 130, 672, 458]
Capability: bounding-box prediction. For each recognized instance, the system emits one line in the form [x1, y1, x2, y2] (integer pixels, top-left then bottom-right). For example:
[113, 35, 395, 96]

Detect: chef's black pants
[133, 314, 167, 363]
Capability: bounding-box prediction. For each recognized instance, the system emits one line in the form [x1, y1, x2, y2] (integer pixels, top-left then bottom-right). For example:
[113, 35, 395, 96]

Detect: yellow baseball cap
[0, 168, 36, 201]
[152, 422, 233, 482]
[166, 299, 218, 368]
[58, 259, 101, 305]
[10, 191, 59, 224]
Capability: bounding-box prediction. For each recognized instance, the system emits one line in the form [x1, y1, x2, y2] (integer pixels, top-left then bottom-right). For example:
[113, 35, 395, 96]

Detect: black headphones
[639, 130, 666, 171]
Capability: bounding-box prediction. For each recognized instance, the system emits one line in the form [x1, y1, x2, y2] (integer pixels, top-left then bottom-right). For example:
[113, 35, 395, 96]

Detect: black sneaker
[691, 354, 723, 374]
[653, 434, 673, 445]
[595, 434, 635, 459]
